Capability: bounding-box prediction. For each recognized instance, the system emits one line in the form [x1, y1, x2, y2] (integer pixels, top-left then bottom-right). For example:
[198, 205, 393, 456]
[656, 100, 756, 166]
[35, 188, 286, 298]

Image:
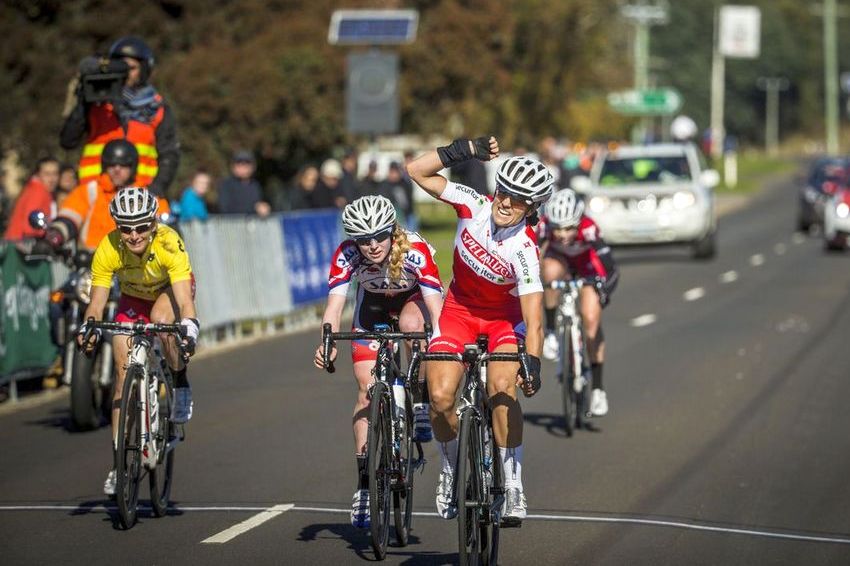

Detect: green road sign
[607, 88, 682, 116]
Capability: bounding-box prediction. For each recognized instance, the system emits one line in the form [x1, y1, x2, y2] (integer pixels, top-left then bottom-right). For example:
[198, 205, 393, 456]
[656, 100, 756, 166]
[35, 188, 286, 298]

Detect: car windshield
[599, 156, 693, 186]
[810, 159, 849, 187]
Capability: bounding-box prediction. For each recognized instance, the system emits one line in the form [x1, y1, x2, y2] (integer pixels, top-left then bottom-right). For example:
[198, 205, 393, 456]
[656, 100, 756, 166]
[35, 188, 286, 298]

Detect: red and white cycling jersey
[440, 182, 543, 314]
[327, 230, 443, 298]
[538, 216, 617, 283]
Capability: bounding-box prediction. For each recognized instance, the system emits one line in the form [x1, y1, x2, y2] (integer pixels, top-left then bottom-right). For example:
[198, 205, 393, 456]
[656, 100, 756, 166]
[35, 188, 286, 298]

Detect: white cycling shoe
[542, 332, 559, 361]
[103, 469, 117, 497]
[351, 489, 370, 529]
[171, 387, 193, 424]
[590, 388, 608, 416]
[501, 486, 527, 527]
[435, 472, 457, 519]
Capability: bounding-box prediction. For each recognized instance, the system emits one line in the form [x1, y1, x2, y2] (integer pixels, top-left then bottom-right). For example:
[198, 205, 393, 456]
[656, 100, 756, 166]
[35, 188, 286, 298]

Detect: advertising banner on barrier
[0, 243, 56, 378]
[281, 209, 341, 306]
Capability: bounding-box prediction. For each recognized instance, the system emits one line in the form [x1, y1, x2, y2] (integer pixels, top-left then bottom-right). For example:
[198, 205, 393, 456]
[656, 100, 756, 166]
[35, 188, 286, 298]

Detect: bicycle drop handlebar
[321, 322, 432, 375]
[80, 317, 189, 361]
[417, 338, 533, 388]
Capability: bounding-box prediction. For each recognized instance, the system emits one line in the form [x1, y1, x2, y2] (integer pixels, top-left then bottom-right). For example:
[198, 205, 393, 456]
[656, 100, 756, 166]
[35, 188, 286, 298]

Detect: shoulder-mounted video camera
[78, 56, 129, 104]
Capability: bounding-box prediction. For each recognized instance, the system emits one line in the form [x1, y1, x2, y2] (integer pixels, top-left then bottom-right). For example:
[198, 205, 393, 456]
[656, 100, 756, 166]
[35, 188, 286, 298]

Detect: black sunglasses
[118, 222, 153, 235]
[354, 228, 393, 246]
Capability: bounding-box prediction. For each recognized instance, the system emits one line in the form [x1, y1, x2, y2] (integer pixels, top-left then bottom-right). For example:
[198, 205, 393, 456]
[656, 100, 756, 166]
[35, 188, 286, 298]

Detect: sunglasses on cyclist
[118, 222, 153, 235]
[354, 228, 393, 246]
[494, 186, 532, 207]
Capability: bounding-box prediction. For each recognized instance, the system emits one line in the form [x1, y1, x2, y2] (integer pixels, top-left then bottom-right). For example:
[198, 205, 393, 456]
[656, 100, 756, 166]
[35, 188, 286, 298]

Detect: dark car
[798, 157, 850, 232]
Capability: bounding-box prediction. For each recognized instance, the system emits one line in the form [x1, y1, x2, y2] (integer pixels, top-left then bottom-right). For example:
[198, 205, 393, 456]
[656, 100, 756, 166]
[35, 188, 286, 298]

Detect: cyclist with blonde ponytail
[314, 195, 444, 529]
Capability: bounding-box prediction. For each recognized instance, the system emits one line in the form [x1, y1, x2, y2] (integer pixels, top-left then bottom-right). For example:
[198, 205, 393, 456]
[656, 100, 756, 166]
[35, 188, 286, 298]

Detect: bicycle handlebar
[80, 317, 189, 362]
[417, 338, 532, 386]
[320, 323, 432, 375]
[547, 277, 600, 290]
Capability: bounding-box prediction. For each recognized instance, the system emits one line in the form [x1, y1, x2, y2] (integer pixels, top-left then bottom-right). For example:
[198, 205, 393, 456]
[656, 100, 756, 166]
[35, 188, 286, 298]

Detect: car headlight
[837, 203, 850, 218]
[75, 269, 93, 304]
[589, 196, 610, 214]
[672, 191, 696, 209]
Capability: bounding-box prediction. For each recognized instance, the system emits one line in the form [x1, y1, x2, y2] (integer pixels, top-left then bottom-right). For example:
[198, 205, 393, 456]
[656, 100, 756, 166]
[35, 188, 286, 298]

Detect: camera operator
[59, 36, 179, 200]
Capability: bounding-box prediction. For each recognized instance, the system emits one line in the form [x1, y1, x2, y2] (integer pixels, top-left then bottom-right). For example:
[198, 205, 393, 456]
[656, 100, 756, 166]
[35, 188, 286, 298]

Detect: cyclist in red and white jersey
[407, 136, 553, 526]
[540, 189, 619, 415]
[313, 195, 443, 529]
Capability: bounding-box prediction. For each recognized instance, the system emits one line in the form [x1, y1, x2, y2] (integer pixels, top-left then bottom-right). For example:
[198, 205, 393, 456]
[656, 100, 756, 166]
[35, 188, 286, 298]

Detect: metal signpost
[328, 9, 419, 136]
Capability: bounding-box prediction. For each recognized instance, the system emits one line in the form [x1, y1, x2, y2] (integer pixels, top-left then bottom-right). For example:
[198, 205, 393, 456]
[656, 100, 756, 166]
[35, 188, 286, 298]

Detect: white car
[571, 143, 720, 259]
[823, 188, 850, 251]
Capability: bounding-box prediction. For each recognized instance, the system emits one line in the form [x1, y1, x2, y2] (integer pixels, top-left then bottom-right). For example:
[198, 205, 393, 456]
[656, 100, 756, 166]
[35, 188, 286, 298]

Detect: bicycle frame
[551, 279, 590, 392]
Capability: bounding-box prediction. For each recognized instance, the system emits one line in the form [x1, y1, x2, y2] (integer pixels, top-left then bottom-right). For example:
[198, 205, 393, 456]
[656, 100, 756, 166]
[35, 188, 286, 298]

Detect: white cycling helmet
[495, 156, 554, 205]
[109, 187, 159, 224]
[546, 189, 584, 228]
[341, 195, 396, 238]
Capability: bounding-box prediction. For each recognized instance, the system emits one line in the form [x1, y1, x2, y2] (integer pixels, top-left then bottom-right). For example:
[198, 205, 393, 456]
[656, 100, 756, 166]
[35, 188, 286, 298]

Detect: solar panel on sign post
[329, 9, 419, 45]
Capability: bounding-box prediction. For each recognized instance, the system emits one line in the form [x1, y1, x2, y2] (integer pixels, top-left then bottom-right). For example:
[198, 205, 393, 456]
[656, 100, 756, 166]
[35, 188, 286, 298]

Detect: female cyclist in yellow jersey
[79, 187, 200, 496]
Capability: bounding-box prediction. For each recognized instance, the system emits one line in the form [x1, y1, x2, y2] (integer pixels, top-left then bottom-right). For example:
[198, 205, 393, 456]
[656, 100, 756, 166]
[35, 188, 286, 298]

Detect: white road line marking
[630, 314, 657, 327]
[791, 232, 807, 245]
[524, 514, 850, 545]
[683, 287, 705, 302]
[774, 243, 787, 255]
[719, 270, 738, 283]
[3, 504, 849, 546]
[201, 503, 293, 544]
[749, 254, 765, 266]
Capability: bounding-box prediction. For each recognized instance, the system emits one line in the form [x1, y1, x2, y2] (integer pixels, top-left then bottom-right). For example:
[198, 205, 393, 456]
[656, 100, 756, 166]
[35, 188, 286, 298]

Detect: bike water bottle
[149, 378, 159, 434]
[482, 427, 493, 486]
[392, 377, 406, 433]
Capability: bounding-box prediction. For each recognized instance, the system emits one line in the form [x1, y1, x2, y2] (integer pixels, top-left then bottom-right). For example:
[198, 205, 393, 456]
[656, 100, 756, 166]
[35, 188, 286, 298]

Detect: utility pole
[756, 77, 790, 156]
[824, 0, 839, 154]
[710, 4, 725, 160]
[620, 1, 669, 142]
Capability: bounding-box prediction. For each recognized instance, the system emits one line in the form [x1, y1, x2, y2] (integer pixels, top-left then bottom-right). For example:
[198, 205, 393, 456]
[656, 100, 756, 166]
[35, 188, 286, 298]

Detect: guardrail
[1, 209, 343, 400]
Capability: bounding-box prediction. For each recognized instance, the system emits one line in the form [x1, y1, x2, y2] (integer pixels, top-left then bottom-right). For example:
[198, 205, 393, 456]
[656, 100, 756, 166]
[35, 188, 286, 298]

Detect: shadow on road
[25, 407, 108, 434]
[523, 412, 602, 437]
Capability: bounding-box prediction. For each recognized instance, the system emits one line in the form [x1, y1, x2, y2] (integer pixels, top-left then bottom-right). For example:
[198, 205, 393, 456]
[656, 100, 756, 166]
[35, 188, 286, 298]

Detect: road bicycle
[415, 336, 532, 566]
[321, 322, 428, 561]
[549, 279, 595, 437]
[81, 319, 187, 529]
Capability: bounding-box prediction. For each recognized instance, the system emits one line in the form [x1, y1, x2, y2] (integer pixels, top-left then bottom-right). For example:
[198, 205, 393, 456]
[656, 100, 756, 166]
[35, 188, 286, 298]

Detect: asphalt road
[3, 171, 850, 565]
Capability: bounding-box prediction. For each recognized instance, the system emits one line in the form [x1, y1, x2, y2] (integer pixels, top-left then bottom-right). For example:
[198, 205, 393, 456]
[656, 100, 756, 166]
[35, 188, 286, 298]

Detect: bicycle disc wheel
[457, 411, 488, 566]
[561, 327, 576, 437]
[368, 381, 391, 560]
[393, 393, 414, 547]
[116, 366, 143, 529]
[150, 378, 175, 517]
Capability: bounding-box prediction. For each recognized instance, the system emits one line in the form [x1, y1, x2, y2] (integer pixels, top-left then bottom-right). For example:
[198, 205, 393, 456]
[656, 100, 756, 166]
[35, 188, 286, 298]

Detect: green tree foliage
[2, 0, 847, 196]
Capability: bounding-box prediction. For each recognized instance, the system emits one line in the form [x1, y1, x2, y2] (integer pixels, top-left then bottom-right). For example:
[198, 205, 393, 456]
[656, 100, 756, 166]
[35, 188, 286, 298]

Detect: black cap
[232, 150, 255, 163]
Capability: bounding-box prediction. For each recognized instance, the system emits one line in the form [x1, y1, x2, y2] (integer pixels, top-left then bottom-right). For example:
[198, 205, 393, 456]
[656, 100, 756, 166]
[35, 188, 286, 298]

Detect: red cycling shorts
[114, 274, 196, 323]
[428, 294, 526, 354]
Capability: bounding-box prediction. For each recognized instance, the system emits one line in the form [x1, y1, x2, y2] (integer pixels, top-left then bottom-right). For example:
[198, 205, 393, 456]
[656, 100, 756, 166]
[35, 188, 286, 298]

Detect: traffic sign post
[607, 88, 682, 116]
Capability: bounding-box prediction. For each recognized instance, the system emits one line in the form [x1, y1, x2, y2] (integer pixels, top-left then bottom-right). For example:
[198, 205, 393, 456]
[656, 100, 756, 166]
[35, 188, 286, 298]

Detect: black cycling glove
[436, 136, 493, 168]
[523, 355, 542, 397]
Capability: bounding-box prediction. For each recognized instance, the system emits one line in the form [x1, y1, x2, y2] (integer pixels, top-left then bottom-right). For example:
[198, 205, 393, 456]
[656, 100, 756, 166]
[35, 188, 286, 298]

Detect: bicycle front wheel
[115, 366, 143, 529]
[457, 410, 489, 566]
[150, 378, 175, 518]
[368, 381, 392, 560]
[393, 392, 414, 547]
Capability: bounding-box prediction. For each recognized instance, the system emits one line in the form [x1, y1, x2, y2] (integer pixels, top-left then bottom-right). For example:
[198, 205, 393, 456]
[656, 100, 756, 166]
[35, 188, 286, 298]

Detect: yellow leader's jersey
[91, 224, 192, 301]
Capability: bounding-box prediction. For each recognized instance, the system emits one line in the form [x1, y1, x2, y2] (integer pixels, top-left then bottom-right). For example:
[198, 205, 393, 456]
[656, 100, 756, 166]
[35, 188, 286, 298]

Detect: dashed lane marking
[2, 505, 850, 546]
[791, 232, 807, 245]
[774, 243, 787, 255]
[683, 287, 705, 302]
[720, 270, 739, 283]
[630, 314, 657, 327]
[201, 503, 294, 544]
[749, 254, 765, 266]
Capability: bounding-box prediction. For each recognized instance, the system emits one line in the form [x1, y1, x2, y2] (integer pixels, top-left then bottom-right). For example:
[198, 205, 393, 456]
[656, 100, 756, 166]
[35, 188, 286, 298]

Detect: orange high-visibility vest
[78, 97, 165, 187]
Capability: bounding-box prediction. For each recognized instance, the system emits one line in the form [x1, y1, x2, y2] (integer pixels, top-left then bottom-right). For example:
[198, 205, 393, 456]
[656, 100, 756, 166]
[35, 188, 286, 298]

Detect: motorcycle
[27, 212, 118, 430]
